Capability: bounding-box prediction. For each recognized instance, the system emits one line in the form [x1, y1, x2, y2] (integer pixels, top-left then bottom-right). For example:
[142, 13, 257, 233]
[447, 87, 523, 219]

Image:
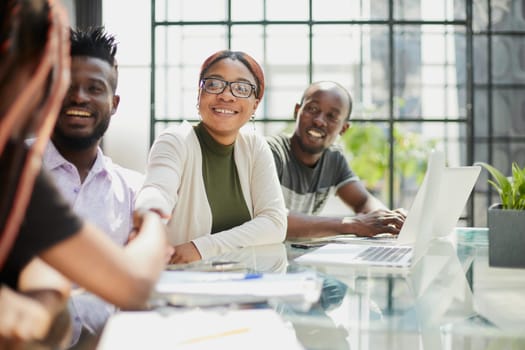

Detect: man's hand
[169, 242, 202, 264]
[342, 208, 407, 237]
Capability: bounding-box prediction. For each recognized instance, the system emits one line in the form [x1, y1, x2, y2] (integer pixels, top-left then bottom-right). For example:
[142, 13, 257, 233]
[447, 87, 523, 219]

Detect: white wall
[101, 0, 152, 173]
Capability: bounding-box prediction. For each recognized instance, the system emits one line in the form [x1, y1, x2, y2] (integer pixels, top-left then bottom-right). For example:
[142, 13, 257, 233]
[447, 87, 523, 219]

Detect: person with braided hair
[0, 0, 169, 347]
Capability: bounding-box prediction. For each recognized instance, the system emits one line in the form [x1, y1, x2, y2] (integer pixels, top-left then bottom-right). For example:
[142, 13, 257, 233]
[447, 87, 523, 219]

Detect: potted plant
[476, 161, 525, 268]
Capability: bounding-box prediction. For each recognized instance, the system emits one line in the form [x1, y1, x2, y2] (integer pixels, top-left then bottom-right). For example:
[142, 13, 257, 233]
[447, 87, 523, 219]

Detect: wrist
[23, 289, 66, 314]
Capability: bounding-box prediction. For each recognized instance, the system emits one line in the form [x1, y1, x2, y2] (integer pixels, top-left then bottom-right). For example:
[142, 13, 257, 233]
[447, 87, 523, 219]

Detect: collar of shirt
[43, 141, 110, 180]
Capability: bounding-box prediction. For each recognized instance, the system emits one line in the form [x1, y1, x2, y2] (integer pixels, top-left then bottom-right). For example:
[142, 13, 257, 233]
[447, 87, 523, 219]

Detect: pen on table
[203, 272, 263, 281]
[178, 327, 251, 345]
[168, 272, 264, 282]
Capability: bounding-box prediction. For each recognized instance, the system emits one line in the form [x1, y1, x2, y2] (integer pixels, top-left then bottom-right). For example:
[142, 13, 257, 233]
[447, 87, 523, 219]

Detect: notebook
[294, 150, 481, 270]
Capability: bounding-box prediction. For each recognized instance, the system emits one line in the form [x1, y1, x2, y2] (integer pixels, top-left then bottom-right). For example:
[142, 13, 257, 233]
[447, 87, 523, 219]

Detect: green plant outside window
[340, 123, 437, 205]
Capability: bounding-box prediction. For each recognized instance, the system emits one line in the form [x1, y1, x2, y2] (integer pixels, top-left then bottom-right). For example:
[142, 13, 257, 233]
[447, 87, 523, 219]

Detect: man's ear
[293, 103, 301, 120]
[339, 121, 350, 135]
[111, 95, 120, 115]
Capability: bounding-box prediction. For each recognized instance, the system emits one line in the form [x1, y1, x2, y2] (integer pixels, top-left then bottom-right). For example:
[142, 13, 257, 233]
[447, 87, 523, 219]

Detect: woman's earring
[196, 103, 201, 117]
[251, 114, 256, 131]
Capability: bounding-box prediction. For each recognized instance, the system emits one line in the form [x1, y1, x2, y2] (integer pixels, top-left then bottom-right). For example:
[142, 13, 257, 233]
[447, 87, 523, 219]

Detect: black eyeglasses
[200, 78, 257, 98]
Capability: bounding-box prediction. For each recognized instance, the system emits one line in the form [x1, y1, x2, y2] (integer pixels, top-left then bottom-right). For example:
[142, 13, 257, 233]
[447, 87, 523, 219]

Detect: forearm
[287, 213, 347, 238]
[354, 196, 387, 214]
[287, 210, 401, 238]
[40, 217, 166, 311]
[19, 258, 71, 301]
[193, 211, 286, 259]
[122, 212, 168, 304]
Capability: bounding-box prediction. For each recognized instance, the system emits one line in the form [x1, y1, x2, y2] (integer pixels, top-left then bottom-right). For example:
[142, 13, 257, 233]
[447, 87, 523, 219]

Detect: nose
[217, 84, 236, 101]
[312, 113, 327, 126]
[68, 86, 89, 104]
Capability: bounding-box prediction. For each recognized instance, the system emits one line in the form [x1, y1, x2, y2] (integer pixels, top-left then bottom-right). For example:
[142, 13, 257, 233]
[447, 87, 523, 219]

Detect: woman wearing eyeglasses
[135, 50, 287, 263]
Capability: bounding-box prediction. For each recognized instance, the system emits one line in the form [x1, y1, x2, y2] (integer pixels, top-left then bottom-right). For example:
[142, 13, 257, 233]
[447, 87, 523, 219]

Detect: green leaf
[476, 161, 525, 210]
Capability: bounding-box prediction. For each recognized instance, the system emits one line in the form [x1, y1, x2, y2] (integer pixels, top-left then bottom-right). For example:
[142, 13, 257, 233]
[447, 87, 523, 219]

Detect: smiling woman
[135, 50, 287, 264]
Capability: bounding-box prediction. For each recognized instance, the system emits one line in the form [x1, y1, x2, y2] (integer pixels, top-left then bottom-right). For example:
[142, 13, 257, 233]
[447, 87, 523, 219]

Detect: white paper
[154, 271, 323, 307]
[97, 309, 304, 350]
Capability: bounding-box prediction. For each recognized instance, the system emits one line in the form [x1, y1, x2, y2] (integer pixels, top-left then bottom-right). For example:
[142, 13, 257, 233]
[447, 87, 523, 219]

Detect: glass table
[97, 228, 525, 350]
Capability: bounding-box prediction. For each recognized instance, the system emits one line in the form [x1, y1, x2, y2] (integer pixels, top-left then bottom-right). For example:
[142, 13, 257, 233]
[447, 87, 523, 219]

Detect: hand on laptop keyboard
[341, 208, 406, 237]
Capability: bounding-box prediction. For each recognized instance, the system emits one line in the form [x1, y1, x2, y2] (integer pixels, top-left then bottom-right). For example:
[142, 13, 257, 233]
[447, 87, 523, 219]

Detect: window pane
[266, 25, 309, 65]
[155, 0, 226, 21]
[394, 0, 465, 21]
[266, 0, 309, 20]
[265, 25, 309, 119]
[311, 25, 365, 116]
[312, 0, 388, 21]
[473, 36, 488, 85]
[473, 0, 489, 31]
[491, 0, 525, 32]
[231, 0, 264, 21]
[311, 24, 357, 87]
[155, 25, 227, 66]
[154, 25, 227, 120]
[231, 25, 265, 59]
[474, 89, 488, 137]
[393, 25, 465, 119]
[492, 89, 525, 137]
[491, 36, 525, 84]
[265, 71, 309, 119]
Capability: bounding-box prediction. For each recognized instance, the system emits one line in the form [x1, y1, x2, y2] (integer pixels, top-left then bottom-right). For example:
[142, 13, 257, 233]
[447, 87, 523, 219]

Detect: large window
[103, 0, 525, 226]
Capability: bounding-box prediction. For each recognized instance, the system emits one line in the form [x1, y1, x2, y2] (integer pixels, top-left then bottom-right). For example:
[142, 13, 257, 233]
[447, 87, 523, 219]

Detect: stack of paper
[153, 270, 323, 308]
[97, 309, 304, 350]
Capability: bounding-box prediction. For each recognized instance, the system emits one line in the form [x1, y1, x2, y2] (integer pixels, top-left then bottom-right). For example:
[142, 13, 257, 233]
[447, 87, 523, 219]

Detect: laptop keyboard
[356, 246, 411, 263]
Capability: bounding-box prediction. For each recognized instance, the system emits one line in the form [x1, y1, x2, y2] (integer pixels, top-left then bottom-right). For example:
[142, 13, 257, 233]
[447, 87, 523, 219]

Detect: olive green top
[194, 123, 251, 234]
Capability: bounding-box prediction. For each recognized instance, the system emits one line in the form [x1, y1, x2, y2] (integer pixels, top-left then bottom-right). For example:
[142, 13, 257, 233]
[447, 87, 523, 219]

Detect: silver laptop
[294, 150, 481, 269]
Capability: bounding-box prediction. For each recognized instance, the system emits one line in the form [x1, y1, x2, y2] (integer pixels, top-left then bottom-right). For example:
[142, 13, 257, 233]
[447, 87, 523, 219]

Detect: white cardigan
[135, 122, 287, 259]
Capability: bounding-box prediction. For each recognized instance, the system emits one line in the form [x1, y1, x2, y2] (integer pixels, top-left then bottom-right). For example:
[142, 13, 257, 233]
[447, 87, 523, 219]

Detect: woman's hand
[169, 242, 202, 264]
[0, 285, 53, 342]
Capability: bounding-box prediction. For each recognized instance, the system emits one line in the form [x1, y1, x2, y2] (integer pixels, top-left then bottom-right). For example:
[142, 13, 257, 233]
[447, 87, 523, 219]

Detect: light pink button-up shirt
[41, 141, 144, 245]
[39, 141, 144, 345]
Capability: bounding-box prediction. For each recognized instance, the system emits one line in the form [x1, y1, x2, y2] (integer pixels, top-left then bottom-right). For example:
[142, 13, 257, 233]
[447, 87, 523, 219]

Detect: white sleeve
[134, 129, 184, 217]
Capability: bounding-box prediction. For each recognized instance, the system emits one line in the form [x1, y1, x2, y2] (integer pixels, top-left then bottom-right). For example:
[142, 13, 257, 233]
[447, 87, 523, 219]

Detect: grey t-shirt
[267, 134, 359, 215]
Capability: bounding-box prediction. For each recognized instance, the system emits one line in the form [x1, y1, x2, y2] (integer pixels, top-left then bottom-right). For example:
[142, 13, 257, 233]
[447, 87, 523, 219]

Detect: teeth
[66, 110, 90, 117]
[308, 129, 323, 138]
[214, 108, 235, 114]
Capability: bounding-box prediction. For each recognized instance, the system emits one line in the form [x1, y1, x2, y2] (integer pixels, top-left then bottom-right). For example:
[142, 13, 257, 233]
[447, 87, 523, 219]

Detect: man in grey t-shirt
[267, 81, 406, 238]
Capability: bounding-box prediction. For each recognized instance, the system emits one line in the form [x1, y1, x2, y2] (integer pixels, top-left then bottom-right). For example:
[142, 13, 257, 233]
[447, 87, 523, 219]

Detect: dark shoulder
[266, 134, 291, 152]
[323, 142, 348, 161]
[266, 134, 292, 158]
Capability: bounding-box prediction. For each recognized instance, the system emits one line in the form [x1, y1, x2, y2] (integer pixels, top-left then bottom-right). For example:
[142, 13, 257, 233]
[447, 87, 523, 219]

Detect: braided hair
[0, 0, 70, 268]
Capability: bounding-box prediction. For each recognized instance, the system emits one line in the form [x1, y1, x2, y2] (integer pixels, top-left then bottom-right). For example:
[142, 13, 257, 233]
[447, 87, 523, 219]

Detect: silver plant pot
[488, 205, 525, 268]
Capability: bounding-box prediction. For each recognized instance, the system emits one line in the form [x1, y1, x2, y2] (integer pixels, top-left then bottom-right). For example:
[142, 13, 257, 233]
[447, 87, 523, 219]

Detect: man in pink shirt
[41, 26, 143, 345]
